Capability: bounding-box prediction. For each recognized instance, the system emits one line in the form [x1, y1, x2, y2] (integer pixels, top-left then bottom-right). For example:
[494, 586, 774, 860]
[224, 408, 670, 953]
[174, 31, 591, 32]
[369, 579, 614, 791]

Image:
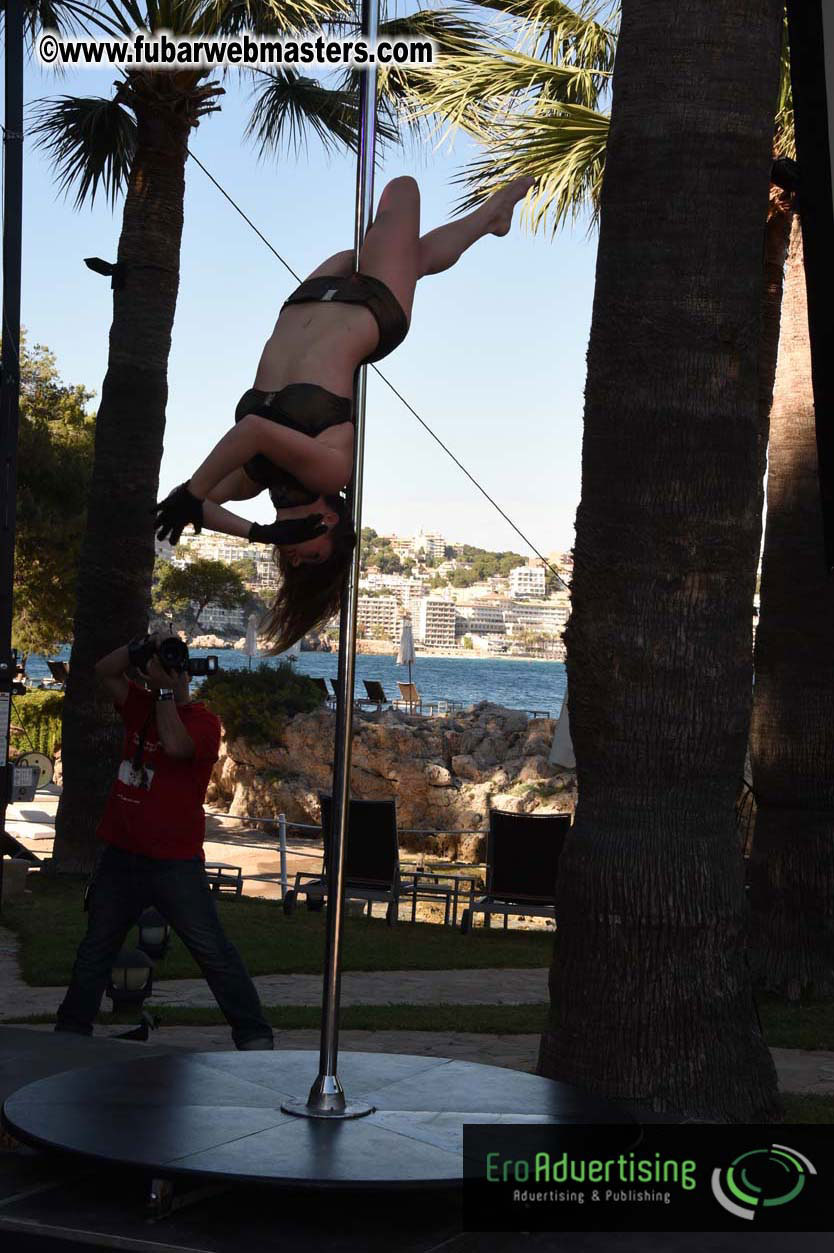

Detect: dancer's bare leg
[417, 177, 535, 276]
[300, 177, 534, 309]
[356, 176, 423, 319]
[357, 176, 534, 320]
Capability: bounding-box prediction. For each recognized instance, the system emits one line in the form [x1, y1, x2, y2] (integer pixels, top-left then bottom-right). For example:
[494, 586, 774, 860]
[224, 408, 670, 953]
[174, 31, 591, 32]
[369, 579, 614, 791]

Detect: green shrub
[199, 662, 324, 744]
[9, 689, 64, 758]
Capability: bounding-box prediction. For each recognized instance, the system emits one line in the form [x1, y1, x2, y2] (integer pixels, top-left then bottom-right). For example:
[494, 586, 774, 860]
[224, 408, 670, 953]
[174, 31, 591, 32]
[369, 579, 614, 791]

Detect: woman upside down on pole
[154, 175, 534, 651]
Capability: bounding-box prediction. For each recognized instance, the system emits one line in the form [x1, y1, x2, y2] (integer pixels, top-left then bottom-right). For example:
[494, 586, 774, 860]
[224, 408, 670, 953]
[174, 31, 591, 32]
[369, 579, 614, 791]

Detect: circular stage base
[2, 1050, 633, 1189]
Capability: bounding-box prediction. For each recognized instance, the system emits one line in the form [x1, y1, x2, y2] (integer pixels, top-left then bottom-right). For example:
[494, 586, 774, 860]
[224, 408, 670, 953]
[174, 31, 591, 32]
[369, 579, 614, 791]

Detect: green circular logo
[711, 1144, 816, 1220]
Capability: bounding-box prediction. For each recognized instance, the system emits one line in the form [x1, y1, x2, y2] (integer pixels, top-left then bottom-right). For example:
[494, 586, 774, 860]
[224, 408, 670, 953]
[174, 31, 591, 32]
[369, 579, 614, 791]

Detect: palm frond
[205, 0, 351, 38]
[774, 10, 795, 160]
[408, 46, 607, 130]
[473, 0, 616, 71]
[335, 8, 498, 145]
[23, 0, 130, 41]
[245, 68, 396, 159]
[29, 94, 136, 209]
[453, 103, 609, 237]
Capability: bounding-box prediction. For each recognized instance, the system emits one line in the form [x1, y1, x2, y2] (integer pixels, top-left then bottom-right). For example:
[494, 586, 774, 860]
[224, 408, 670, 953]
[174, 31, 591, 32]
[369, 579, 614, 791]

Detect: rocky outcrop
[208, 701, 576, 862]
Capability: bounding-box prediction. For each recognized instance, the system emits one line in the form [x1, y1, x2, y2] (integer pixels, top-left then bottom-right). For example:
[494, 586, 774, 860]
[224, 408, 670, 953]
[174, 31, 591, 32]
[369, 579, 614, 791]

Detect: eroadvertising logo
[462, 1126, 832, 1232]
[711, 1143, 817, 1220]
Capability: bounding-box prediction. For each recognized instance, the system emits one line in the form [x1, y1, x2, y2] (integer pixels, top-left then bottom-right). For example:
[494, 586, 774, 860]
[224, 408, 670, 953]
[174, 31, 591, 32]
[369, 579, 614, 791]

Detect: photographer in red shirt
[55, 634, 273, 1050]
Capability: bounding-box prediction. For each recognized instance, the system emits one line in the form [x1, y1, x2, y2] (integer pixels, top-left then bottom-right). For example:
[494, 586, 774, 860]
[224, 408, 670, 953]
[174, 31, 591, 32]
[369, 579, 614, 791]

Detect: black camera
[157, 637, 218, 677]
[128, 634, 219, 678]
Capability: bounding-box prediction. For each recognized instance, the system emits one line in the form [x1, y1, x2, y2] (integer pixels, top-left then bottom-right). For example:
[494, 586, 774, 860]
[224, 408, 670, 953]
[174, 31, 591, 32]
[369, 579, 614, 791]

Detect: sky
[7, 26, 600, 556]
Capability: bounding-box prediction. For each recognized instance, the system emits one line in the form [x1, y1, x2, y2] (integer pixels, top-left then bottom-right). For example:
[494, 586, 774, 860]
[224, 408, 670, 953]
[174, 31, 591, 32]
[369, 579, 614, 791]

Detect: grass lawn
[758, 996, 834, 1051]
[780, 1095, 834, 1124]
[1, 873, 553, 985]
[3, 1003, 550, 1033]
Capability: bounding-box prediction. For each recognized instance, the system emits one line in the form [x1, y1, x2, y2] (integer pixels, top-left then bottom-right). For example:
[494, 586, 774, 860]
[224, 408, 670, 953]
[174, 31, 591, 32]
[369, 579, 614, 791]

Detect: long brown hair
[263, 495, 356, 653]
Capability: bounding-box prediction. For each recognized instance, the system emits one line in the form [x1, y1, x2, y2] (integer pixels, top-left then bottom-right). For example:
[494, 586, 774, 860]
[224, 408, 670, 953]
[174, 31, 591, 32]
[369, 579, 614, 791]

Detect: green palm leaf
[408, 46, 607, 129]
[206, 0, 351, 38]
[454, 104, 609, 235]
[29, 95, 137, 208]
[335, 8, 494, 137]
[245, 67, 396, 158]
[472, 0, 616, 70]
[775, 12, 794, 160]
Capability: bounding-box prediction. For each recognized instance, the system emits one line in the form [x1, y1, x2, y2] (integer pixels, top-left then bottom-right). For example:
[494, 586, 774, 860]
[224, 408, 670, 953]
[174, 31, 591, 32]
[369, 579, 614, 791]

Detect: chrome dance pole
[281, 0, 379, 1120]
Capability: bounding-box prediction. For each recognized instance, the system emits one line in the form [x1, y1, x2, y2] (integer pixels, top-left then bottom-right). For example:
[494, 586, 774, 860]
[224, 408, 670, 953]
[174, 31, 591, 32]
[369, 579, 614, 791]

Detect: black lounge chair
[283, 794, 401, 925]
[460, 809, 570, 933]
[310, 677, 331, 702]
[363, 680, 390, 709]
[46, 660, 69, 689]
[327, 677, 378, 710]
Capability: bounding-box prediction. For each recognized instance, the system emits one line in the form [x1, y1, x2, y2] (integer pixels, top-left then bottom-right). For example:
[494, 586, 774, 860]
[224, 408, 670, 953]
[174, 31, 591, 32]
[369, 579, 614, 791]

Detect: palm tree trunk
[51, 100, 189, 873]
[749, 216, 834, 998]
[537, 0, 783, 1119]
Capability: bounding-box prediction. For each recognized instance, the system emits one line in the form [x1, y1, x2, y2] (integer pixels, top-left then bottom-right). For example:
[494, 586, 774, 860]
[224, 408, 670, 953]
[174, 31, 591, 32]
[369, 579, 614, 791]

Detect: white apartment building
[357, 595, 399, 639]
[507, 598, 571, 636]
[156, 532, 278, 590]
[413, 529, 446, 562]
[361, 573, 427, 609]
[415, 598, 456, 648]
[455, 601, 510, 637]
[198, 604, 247, 633]
[509, 564, 546, 599]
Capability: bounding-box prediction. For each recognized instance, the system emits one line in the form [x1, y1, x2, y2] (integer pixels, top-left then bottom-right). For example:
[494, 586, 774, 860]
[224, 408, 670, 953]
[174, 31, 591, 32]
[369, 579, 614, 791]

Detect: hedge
[198, 662, 324, 744]
[9, 689, 63, 758]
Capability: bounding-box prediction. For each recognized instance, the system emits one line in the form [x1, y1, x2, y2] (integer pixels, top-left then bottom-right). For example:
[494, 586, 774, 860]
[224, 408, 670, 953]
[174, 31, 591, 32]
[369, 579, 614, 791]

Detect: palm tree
[431, 0, 782, 1117]
[431, 0, 826, 1114]
[542, 0, 785, 1119]
[30, 0, 490, 873]
[749, 207, 834, 998]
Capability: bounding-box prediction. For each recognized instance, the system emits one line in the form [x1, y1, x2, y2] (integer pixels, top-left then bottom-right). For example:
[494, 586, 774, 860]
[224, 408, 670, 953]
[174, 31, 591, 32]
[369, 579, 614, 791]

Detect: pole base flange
[280, 1096, 375, 1120]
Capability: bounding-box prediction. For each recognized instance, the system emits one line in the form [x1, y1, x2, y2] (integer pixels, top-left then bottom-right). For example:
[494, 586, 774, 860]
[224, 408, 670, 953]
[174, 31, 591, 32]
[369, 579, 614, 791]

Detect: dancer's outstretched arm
[201, 499, 256, 539]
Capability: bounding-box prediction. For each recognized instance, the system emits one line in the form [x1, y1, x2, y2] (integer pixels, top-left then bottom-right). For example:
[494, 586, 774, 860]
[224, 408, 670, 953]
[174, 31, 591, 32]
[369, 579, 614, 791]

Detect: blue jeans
[55, 844, 273, 1049]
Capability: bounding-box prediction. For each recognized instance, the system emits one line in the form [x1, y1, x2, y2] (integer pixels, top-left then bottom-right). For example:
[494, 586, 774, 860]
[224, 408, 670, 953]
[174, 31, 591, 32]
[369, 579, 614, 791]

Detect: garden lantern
[137, 907, 171, 961]
[106, 948, 153, 1010]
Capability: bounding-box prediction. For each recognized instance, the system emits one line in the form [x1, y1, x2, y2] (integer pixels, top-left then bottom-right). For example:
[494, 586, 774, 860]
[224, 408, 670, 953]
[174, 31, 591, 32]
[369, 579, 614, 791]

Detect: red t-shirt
[97, 681, 222, 860]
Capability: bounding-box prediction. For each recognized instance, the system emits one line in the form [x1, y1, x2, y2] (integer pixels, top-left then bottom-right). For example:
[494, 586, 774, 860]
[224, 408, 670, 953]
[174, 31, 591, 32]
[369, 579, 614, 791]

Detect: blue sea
[25, 646, 566, 718]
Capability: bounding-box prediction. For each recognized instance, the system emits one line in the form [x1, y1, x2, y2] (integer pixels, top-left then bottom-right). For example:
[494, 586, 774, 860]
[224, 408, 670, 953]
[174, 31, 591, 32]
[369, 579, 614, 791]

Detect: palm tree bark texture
[537, 0, 784, 1119]
[750, 214, 834, 999]
[53, 78, 199, 872]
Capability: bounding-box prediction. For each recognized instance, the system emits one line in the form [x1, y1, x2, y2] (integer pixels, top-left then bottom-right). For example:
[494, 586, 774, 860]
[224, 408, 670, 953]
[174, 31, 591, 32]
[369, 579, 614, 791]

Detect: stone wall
[207, 702, 576, 863]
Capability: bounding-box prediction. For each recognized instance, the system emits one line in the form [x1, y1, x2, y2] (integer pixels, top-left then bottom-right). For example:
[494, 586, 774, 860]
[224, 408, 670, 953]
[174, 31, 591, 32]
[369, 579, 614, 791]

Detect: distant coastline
[353, 641, 563, 664]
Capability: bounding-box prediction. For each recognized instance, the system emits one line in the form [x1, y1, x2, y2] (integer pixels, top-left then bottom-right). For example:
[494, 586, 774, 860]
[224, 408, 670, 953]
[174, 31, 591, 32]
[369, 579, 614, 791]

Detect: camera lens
[157, 637, 189, 672]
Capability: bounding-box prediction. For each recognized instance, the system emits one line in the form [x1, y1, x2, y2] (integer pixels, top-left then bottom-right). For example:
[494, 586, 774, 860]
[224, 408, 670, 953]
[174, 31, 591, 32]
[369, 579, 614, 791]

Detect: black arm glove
[153, 483, 204, 545]
[249, 515, 328, 546]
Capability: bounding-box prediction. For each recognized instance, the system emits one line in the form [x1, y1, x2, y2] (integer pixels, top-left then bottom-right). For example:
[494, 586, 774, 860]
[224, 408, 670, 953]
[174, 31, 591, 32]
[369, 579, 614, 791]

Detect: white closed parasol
[396, 616, 416, 711]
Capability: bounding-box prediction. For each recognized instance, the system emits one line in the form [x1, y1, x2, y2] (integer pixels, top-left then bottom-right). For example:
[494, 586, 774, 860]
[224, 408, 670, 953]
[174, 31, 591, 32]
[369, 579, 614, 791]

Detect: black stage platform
[2, 1047, 631, 1188]
[0, 1029, 831, 1251]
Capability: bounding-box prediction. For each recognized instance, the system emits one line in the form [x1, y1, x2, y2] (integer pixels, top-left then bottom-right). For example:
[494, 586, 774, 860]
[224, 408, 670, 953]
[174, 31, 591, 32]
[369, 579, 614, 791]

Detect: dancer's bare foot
[484, 176, 536, 236]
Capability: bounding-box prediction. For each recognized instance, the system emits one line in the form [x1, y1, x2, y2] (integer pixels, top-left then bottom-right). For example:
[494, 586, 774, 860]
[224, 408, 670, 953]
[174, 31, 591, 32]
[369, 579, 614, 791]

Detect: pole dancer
[153, 175, 534, 652]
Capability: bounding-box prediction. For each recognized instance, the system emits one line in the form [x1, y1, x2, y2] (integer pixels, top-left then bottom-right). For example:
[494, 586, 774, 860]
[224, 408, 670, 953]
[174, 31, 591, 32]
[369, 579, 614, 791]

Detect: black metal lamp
[107, 948, 153, 1010]
[137, 906, 171, 961]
